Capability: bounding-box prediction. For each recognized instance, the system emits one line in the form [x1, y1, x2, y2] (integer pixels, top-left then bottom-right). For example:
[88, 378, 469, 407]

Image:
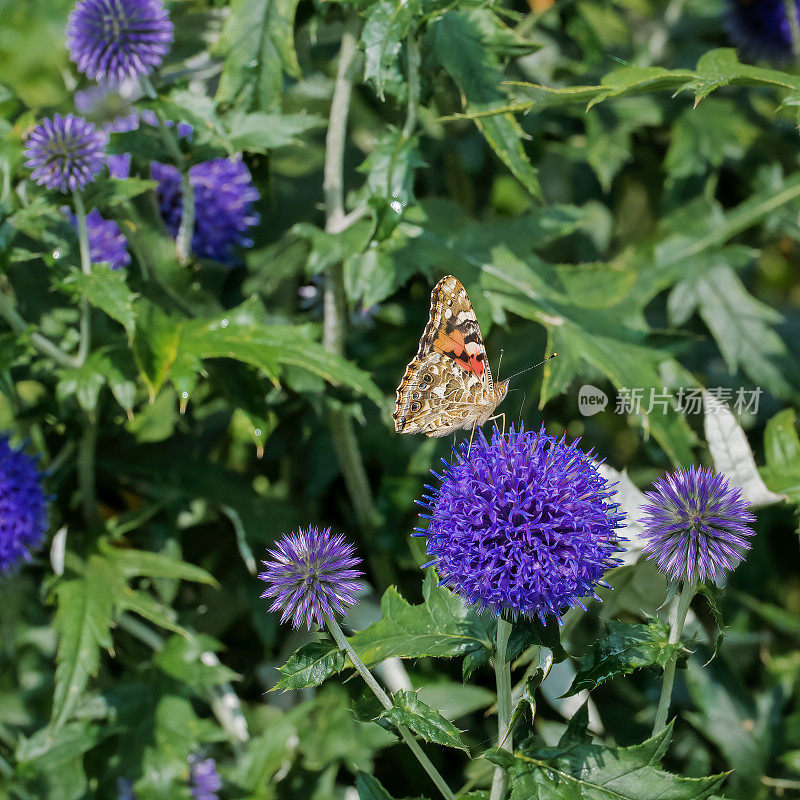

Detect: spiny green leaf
[356, 772, 396, 800]
[57, 264, 136, 337]
[154, 634, 241, 691]
[565, 619, 685, 696]
[214, 0, 300, 112]
[51, 556, 118, 730]
[493, 722, 728, 800]
[361, 0, 419, 98]
[347, 571, 493, 666]
[273, 641, 345, 691]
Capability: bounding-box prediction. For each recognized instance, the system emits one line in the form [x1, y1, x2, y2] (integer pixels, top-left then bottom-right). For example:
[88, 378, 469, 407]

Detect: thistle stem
[652, 583, 695, 734]
[324, 614, 456, 800]
[402, 28, 421, 140]
[78, 415, 100, 531]
[140, 76, 195, 264]
[322, 17, 389, 569]
[490, 616, 514, 800]
[72, 191, 92, 366]
[0, 292, 77, 368]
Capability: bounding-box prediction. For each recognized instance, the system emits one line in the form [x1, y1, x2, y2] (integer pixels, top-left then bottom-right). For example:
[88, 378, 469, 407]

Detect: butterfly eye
[410, 402, 421, 412]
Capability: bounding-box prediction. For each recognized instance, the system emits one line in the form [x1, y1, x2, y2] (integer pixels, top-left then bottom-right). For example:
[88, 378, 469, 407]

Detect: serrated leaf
[362, 690, 468, 752]
[507, 616, 568, 665]
[703, 391, 785, 507]
[762, 409, 800, 500]
[52, 556, 118, 730]
[565, 619, 683, 696]
[696, 585, 725, 664]
[496, 722, 728, 800]
[57, 264, 136, 337]
[56, 354, 107, 413]
[433, 10, 541, 199]
[361, 0, 419, 98]
[508, 651, 553, 735]
[225, 111, 324, 153]
[214, 0, 300, 112]
[347, 571, 493, 666]
[273, 641, 345, 691]
[155, 634, 241, 691]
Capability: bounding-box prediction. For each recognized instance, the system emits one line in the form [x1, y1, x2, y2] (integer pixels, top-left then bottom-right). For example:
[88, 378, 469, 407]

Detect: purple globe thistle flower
[64, 207, 131, 270]
[117, 778, 136, 800]
[639, 466, 756, 585]
[725, 0, 800, 61]
[188, 756, 221, 800]
[151, 158, 260, 265]
[417, 425, 624, 621]
[258, 527, 365, 630]
[24, 114, 107, 193]
[0, 438, 48, 574]
[67, 0, 174, 86]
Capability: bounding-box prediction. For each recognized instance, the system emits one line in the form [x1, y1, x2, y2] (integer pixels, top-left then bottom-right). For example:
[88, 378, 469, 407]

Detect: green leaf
[360, 690, 468, 752]
[56, 354, 107, 413]
[132, 300, 183, 399]
[51, 556, 118, 730]
[81, 177, 157, 209]
[361, 0, 419, 98]
[762, 409, 800, 500]
[225, 111, 324, 153]
[100, 541, 217, 586]
[273, 641, 345, 691]
[154, 634, 241, 691]
[229, 708, 298, 790]
[565, 619, 684, 696]
[507, 616, 569, 665]
[696, 585, 725, 664]
[57, 264, 136, 337]
[508, 651, 552, 735]
[356, 772, 396, 800]
[433, 10, 542, 199]
[214, 0, 301, 112]
[495, 722, 727, 800]
[347, 571, 493, 666]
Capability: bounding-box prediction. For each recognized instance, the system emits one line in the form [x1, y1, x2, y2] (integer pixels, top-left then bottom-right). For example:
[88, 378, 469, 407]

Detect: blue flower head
[640, 466, 756, 585]
[24, 114, 107, 193]
[258, 527, 365, 630]
[0, 438, 49, 574]
[151, 158, 260, 265]
[725, 0, 800, 60]
[417, 425, 624, 621]
[67, 0, 174, 86]
[64, 207, 131, 270]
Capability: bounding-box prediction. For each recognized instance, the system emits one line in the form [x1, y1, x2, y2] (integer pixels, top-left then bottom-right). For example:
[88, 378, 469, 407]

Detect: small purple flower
[416, 425, 624, 621]
[24, 114, 107, 193]
[151, 158, 260, 264]
[639, 467, 756, 585]
[67, 0, 174, 86]
[0, 438, 48, 574]
[188, 756, 221, 800]
[64, 207, 131, 270]
[725, 0, 800, 61]
[259, 527, 365, 630]
[117, 777, 136, 800]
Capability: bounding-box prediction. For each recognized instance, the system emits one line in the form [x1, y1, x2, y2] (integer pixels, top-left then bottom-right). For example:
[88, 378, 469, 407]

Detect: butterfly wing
[394, 276, 495, 436]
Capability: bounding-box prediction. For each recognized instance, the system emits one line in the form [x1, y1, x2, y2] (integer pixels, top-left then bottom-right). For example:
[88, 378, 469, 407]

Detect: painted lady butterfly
[393, 275, 509, 437]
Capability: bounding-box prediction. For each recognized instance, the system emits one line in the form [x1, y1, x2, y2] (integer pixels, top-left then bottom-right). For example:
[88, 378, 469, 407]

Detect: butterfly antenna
[518, 390, 527, 427]
[497, 348, 505, 380]
[505, 353, 557, 382]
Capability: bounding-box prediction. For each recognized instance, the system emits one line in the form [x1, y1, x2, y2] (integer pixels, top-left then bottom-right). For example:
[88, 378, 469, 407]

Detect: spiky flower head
[188, 755, 220, 800]
[64, 207, 131, 270]
[725, 0, 800, 61]
[417, 425, 624, 621]
[640, 466, 756, 585]
[67, 0, 174, 86]
[0, 438, 49, 573]
[151, 158, 260, 265]
[24, 114, 107, 193]
[258, 527, 365, 630]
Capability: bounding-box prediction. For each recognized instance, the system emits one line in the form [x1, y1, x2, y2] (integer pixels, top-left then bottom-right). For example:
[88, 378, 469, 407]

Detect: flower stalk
[324, 614, 456, 800]
[652, 582, 696, 734]
[784, 0, 800, 57]
[72, 191, 92, 366]
[490, 616, 514, 800]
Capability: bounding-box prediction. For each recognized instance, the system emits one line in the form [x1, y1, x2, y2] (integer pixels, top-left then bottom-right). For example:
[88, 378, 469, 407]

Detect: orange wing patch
[434, 329, 485, 377]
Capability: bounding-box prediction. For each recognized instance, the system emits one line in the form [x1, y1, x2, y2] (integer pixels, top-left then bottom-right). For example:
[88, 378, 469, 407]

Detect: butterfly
[393, 275, 509, 438]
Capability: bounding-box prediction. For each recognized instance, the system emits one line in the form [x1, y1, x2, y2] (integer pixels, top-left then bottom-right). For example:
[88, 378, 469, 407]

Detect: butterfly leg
[466, 420, 478, 458]
[487, 413, 506, 436]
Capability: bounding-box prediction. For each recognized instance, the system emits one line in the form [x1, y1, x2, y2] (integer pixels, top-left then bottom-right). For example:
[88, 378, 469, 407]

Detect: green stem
[325, 614, 456, 800]
[78, 418, 100, 531]
[652, 583, 695, 735]
[322, 18, 389, 560]
[0, 291, 77, 368]
[140, 76, 195, 265]
[784, 0, 800, 58]
[72, 191, 92, 366]
[402, 28, 421, 140]
[490, 616, 514, 800]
